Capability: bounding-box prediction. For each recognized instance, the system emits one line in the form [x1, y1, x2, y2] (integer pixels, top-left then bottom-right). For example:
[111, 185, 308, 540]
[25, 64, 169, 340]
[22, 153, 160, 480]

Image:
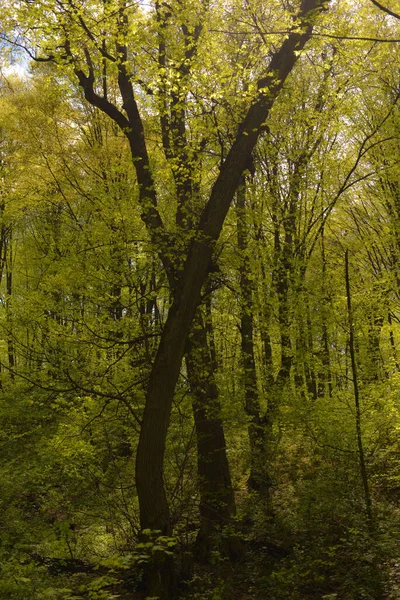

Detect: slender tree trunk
[0, 220, 6, 388]
[296, 304, 318, 400]
[236, 180, 268, 491]
[186, 299, 235, 558]
[317, 209, 332, 396]
[345, 250, 373, 525]
[6, 230, 15, 378]
[305, 306, 318, 399]
[388, 311, 399, 371]
[366, 312, 384, 381]
[273, 215, 293, 386]
[320, 317, 332, 396]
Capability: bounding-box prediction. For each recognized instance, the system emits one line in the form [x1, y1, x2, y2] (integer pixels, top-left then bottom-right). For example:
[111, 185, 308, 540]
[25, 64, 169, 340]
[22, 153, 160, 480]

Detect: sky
[3, 64, 29, 79]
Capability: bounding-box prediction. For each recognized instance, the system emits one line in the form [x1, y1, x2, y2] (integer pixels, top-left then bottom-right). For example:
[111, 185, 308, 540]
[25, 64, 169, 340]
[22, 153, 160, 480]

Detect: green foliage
[1, 1, 400, 599]
[260, 526, 386, 600]
[134, 532, 177, 567]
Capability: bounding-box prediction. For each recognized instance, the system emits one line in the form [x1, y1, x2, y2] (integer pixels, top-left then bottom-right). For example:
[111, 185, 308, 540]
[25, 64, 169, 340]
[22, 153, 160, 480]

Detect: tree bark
[319, 227, 333, 396]
[6, 230, 15, 378]
[236, 180, 268, 491]
[345, 250, 373, 525]
[186, 300, 236, 558]
[57, 2, 328, 594]
[388, 311, 400, 371]
[135, 0, 326, 544]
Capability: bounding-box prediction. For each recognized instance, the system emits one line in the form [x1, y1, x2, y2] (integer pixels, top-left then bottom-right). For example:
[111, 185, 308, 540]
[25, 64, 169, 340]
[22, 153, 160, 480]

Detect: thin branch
[369, 0, 400, 20]
[209, 28, 400, 43]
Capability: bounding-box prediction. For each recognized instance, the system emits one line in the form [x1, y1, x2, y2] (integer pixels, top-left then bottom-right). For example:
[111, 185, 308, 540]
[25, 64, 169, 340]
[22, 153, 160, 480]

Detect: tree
[3, 2, 400, 599]
[8, 0, 326, 553]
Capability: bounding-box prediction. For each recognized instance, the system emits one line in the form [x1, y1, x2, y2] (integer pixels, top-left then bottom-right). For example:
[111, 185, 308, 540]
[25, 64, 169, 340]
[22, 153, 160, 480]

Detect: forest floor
[18, 538, 400, 600]
[14, 508, 400, 599]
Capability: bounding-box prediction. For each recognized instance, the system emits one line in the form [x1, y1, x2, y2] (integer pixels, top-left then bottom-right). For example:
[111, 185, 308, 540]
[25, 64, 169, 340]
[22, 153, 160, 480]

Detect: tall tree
[4, 0, 331, 595]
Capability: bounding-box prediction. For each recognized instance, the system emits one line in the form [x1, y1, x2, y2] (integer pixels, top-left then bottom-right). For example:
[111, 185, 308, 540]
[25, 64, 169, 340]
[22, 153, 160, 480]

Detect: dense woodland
[1, 0, 400, 598]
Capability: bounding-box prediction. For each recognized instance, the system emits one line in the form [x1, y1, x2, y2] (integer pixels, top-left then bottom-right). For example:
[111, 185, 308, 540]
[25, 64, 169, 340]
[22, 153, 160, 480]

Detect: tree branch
[369, 0, 400, 20]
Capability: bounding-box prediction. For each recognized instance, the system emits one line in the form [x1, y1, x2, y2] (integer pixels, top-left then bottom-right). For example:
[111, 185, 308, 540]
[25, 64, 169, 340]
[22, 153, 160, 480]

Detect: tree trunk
[366, 313, 384, 381]
[133, 4, 326, 594]
[236, 180, 268, 492]
[70, 0, 326, 548]
[6, 231, 15, 378]
[319, 226, 333, 396]
[345, 250, 373, 525]
[186, 299, 235, 559]
[388, 311, 399, 371]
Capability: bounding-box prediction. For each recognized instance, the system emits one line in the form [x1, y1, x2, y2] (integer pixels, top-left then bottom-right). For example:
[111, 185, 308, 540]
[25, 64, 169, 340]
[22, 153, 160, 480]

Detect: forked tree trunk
[70, 2, 327, 595]
[135, 4, 324, 539]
